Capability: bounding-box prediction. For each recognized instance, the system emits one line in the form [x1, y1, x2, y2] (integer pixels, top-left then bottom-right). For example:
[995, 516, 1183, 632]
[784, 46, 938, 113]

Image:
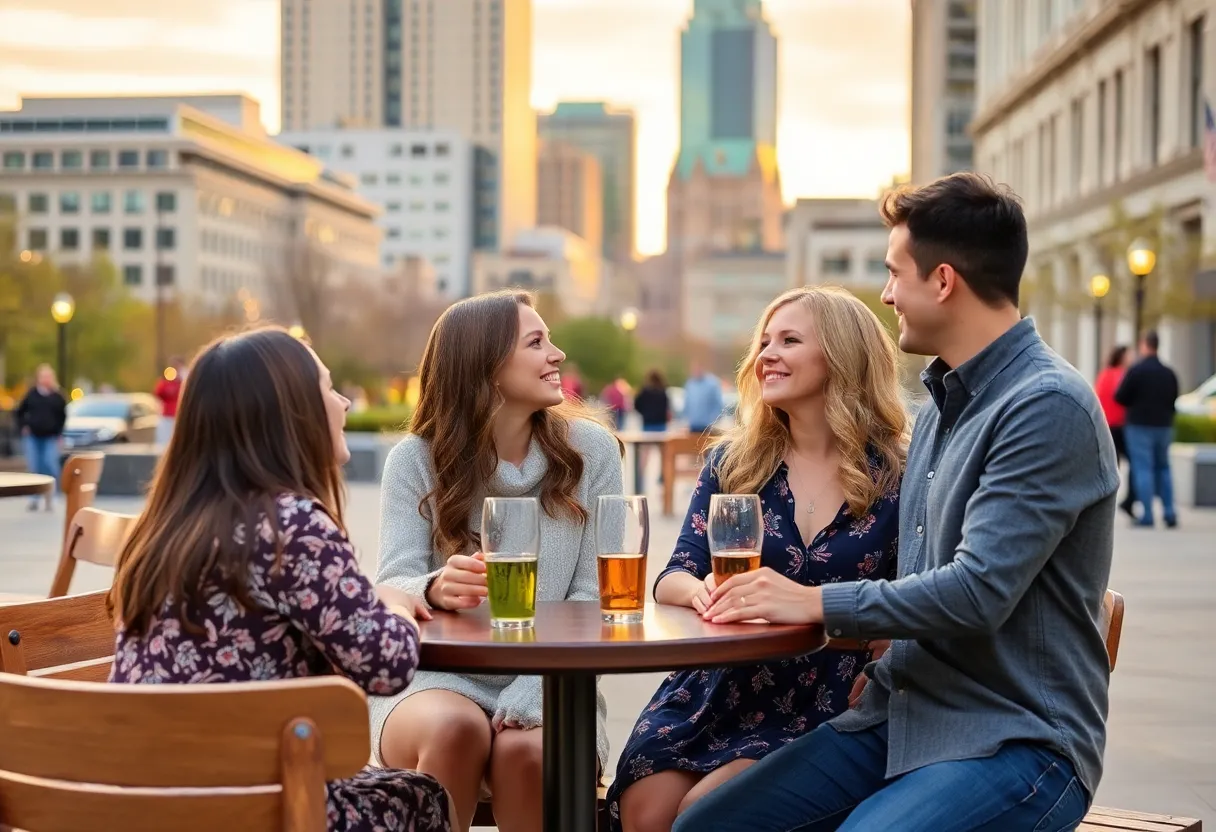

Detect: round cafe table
[418, 600, 826, 832]
[0, 473, 55, 500]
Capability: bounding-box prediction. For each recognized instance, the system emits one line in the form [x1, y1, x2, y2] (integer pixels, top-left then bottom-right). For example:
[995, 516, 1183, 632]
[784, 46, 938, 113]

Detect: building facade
[278, 127, 473, 296]
[681, 250, 785, 348]
[973, 0, 1215, 386]
[0, 95, 381, 310]
[910, 0, 978, 183]
[538, 101, 637, 261]
[280, 0, 535, 253]
[784, 198, 891, 290]
[536, 140, 603, 259]
[471, 226, 602, 317]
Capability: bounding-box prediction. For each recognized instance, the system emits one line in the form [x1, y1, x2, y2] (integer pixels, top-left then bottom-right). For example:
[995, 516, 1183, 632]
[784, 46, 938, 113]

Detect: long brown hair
[410, 290, 598, 558]
[714, 286, 908, 517]
[108, 327, 346, 637]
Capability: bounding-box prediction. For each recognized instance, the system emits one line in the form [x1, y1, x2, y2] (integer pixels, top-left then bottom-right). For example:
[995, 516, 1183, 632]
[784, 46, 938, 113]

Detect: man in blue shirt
[682, 363, 724, 434]
[676, 172, 1118, 831]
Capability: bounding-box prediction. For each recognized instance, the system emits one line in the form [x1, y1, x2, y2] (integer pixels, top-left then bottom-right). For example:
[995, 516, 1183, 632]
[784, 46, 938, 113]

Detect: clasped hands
[698, 566, 825, 625]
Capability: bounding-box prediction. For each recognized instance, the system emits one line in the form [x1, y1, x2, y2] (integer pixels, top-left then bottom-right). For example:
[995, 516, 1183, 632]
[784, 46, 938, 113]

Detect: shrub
[1175, 413, 1216, 443]
[344, 406, 412, 434]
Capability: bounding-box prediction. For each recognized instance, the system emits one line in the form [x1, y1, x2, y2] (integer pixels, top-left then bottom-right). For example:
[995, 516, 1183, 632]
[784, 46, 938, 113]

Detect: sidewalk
[1, 481, 1212, 825]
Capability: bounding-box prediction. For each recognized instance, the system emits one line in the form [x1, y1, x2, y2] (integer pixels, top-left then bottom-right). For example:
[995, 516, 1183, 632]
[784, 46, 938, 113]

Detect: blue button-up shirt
[683, 374, 725, 431]
[821, 317, 1119, 796]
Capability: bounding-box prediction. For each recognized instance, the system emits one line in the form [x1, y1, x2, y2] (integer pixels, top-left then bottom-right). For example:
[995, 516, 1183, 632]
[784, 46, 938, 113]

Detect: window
[59, 228, 79, 250]
[434, 227, 449, 239]
[866, 254, 887, 276]
[390, 143, 403, 157]
[155, 191, 176, 212]
[435, 142, 450, 157]
[123, 264, 142, 286]
[387, 227, 402, 239]
[123, 228, 142, 250]
[92, 228, 110, 250]
[59, 192, 80, 214]
[118, 150, 139, 169]
[1189, 17, 1205, 149]
[360, 172, 378, 185]
[124, 190, 144, 214]
[156, 264, 174, 286]
[820, 253, 851, 275]
[1097, 79, 1107, 185]
[28, 193, 48, 214]
[3, 151, 25, 170]
[1145, 45, 1161, 166]
[147, 149, 169, 169]
[1070, 98, 1083, 195]
[409, 174, 423, 186]
[1113, 70, 1125, 179]
[340, 145, 354, 158]
[32, 151, 53, 170]
[434, 200, 450, 212]
[410, 143, 427, 157]
[90, 150, 110, 170]
[434, 171, 450, 185]
[28, 228, 47, 250]
[387, 172, 402, 185]
[156, 227, 175, 250]
[409, 200, 425, 212]
[386, 201, 402, 212]
[61, 150, 83, 170]
[91, 191, 111, 214]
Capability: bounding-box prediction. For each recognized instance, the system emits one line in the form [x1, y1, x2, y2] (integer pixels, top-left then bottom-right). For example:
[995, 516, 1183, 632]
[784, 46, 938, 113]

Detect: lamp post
[50, 292, 75, 386]
[1089, 273, 1110, 378]
[288, 322, 307, 340]
[1126, 237, 1156, 344]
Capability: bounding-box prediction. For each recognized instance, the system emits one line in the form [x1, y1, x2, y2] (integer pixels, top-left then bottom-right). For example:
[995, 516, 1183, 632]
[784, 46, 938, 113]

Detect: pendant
[806, 501, 816, 515]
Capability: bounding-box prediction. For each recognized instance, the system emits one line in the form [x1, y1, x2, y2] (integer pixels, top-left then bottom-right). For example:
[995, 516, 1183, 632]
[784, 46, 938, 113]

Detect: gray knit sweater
[369, 418, 622, 770]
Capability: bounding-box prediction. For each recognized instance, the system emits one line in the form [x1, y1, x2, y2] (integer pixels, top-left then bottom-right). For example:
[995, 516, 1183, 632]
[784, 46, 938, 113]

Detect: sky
[0, 0, 910, 256]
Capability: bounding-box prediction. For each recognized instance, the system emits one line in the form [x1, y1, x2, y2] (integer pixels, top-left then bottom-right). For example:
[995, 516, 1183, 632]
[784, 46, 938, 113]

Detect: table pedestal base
[542, 672, 599, 832]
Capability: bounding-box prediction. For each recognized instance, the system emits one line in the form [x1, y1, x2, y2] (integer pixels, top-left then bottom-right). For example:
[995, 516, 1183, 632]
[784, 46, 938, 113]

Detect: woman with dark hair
[108, 327, 453, 832]
[634, 369, 670, 432]
[373, 290, 622, 831]
[14, 363, 66, 511]
[1094, 344, 1136, 517]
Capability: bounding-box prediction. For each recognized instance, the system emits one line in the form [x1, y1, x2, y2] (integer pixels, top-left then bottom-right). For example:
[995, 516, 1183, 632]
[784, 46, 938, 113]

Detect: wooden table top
[417, 601, 826, 675]
[0, 473, 55, 498]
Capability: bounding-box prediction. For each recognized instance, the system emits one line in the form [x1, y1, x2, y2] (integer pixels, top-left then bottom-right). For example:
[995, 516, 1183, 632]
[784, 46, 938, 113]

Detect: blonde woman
[610, 286, 908, 832]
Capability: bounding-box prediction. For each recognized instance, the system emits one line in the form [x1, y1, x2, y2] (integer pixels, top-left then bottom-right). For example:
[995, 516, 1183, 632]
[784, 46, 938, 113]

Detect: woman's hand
[425, 552, 488, 611]
[702, 567, 823, 625]
[375, 585, 433, 621]
[690, 572, 716, 615]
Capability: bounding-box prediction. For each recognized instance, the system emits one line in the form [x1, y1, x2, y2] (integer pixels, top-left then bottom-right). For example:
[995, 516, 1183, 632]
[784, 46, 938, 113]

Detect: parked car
[62, 393, 161, 450]
[1176, 373, 1216, 418]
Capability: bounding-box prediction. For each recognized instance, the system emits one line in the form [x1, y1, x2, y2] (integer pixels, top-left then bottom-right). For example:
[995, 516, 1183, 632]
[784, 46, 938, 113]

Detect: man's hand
[703, 567, 823, 625]
[848, 640, 891, 708]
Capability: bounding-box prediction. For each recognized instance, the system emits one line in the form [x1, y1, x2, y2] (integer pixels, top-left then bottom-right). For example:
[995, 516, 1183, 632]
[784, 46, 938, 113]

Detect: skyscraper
[538, 102, 636, 262]
[279, 0, 535, 252]
[667, 0, 783, 261]
[910, 0, 976, 183]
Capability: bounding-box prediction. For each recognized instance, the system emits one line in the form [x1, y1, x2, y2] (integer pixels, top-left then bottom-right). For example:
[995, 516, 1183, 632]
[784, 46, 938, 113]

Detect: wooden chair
[47, 507, 137, 598]
[58, 452, 105, 544]
[0, 590, 114, 681]
[0, 673, 372, 832]
[660, 431, 715, 517]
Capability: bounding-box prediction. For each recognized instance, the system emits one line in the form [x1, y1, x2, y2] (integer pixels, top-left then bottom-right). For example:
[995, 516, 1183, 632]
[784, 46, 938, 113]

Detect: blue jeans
[673, 722, 1089, 832]
[22, 434, 60, 494]
[1123, 424, 1175, 525]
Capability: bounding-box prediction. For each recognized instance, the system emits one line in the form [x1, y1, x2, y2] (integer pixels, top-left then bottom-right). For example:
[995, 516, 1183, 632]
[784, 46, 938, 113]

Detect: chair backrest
[59, 452, 105, 539]
[48, 507, 138, 597]
[0, 673, 370, 832]
[1100, 588, 1125, 672]
[0, 590, 114, 681]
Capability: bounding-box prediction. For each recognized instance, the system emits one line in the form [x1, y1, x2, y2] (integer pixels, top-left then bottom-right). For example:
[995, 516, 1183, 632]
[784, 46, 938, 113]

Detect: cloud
[0, 0, 270, 26]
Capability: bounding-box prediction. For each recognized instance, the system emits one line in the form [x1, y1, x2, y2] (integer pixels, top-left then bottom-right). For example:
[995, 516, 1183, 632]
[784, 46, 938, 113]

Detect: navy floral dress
[110, 494, 452, 832]
[607, 457, 900, 828]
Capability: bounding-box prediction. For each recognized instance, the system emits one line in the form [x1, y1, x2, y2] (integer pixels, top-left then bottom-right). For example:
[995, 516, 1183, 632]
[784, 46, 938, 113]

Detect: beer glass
[481, 497, 540, 629]
[595, 495, 649, 623]
[707, 494, 763, 583]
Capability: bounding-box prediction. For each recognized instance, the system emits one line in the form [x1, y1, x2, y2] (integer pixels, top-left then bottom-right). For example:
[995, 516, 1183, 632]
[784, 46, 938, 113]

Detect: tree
[549, 316, 639, 394]
[269, 241, 340, 351]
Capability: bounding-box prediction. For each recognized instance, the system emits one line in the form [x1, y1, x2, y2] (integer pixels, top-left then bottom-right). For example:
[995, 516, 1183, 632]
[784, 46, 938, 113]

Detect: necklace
[804, 479, 835, 516]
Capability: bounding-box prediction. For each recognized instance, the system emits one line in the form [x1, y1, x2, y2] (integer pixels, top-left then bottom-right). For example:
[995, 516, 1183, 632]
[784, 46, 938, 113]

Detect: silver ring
[740, 596, 748, 606]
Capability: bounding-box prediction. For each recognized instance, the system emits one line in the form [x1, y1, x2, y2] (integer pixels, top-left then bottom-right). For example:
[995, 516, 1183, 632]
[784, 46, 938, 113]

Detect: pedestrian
[1115, 330, 1180, 528]
[153, 356, 186, 447]
[1094, 345, 1137, 518]
[14, 364, 66, 511]
[601, 376, 631, 430]
[682, 362, 725, 434]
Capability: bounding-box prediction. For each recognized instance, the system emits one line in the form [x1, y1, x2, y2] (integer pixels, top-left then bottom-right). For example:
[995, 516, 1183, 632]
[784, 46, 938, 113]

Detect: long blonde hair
[713, 286, 908, 517]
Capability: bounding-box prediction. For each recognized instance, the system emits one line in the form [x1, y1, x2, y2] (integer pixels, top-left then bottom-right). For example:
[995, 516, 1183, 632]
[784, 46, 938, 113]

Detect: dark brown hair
[410, 290, 598, 558]
[108, 327, 345, 637]
[879, 171, 1028, 308]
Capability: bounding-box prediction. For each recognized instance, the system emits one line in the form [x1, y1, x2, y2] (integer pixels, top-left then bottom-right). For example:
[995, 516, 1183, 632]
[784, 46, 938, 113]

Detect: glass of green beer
[481, 497, 540, 629]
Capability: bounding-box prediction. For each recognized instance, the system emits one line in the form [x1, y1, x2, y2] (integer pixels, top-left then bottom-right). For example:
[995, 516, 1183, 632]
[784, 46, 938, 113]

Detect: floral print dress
[109, 494, 452, 832]
[607, 458, 900, 829]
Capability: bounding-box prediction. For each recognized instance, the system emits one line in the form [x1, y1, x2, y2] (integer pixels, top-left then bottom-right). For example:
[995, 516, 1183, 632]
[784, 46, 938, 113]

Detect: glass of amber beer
[595, 495, 649, 623]
[481, 497, 540, 629]
[707, 494, 763, 582]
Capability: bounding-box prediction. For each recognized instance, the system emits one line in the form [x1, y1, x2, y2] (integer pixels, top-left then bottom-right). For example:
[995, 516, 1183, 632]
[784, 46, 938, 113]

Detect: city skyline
[0, 0, 910, 256]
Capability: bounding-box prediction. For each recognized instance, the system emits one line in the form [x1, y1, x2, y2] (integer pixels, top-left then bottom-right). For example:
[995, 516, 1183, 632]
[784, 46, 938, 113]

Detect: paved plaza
[1, 475, 1213, 826]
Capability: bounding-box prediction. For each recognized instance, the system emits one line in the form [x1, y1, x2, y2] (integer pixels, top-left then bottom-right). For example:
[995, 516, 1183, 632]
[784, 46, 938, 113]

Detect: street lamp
[50, 292, 75, 386]
[288, 322, 306, 340]
[1126, 237, 1156, 344]
[619, 307, 639, 332]
[1089, 273, 1110, 379]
